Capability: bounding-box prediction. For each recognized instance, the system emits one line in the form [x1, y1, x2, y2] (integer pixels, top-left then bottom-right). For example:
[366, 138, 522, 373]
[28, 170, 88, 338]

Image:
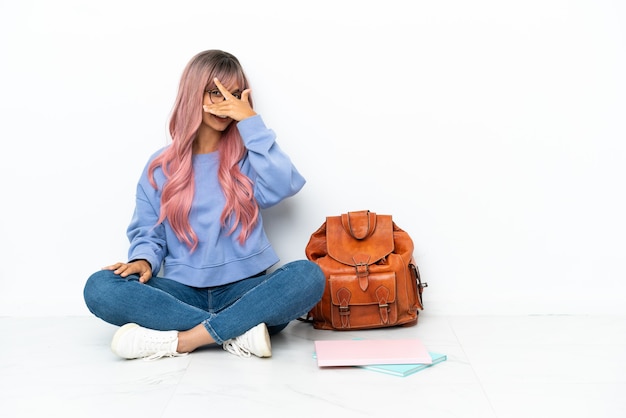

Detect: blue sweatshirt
[126, 115, 305, 287]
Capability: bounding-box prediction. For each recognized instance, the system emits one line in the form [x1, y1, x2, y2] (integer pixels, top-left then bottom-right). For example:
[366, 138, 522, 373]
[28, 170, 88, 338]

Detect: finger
[213, 77, 240, 101]
[102, 262, 123, 271]
[117, 264, 132, 277]
[118, 262, 143, 277]
[213, 78, 228, 98]
[203, 104, 223, 116]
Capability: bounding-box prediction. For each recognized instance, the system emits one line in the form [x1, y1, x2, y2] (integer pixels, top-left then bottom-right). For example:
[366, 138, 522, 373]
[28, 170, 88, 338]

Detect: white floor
[1, 314, 625, 418]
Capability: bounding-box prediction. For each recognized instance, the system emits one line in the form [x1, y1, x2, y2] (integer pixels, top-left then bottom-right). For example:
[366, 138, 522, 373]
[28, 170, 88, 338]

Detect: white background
[1, 0, 624, 316]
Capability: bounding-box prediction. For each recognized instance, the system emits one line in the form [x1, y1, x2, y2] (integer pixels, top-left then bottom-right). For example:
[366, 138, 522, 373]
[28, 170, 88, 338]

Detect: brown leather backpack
[304, 210, 427, 330]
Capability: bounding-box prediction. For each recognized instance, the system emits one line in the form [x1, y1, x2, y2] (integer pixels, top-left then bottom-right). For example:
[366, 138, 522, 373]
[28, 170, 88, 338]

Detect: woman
[83, 49, 325, 361]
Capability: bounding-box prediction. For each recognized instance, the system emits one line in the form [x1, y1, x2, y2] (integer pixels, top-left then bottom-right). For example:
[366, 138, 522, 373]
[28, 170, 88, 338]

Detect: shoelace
[137, 332, 187, 361]
[222, 337, 251, 358]
[144, 351, 188, 362]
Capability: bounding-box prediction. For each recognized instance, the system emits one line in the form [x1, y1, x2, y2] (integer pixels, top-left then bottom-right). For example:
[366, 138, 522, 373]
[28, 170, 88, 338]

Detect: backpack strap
[342, 210, 377, 240]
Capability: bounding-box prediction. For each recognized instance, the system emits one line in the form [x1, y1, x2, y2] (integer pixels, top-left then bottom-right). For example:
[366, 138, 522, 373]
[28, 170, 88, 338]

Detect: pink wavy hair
[147, 50, 258, 251]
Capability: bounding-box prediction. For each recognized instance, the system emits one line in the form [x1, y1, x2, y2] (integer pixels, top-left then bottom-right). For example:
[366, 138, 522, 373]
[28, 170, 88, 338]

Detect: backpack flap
[329, 271, 398, 329]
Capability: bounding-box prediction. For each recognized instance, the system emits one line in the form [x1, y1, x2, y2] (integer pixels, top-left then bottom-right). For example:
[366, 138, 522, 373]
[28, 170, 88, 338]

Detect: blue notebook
[359, 352, 447, 377]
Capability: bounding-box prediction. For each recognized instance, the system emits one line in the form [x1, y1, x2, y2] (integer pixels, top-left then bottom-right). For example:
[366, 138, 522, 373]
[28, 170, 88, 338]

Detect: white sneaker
[222, 323, 272, 358]
[111, 323, 187, 361]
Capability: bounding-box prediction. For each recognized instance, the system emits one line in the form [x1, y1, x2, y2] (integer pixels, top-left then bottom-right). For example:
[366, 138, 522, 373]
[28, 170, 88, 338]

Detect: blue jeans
[83, 260, 325, 344]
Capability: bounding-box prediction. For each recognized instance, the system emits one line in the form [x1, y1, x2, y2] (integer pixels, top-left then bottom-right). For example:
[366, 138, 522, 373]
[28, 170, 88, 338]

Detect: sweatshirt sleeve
[126, 164, 168, 276]
[236, 115, 306, 208]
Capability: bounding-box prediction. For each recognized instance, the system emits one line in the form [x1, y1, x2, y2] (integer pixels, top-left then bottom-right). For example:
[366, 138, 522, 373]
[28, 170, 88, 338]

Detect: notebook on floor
[314, 338, 432, 367]
[360, 352, 447, 377]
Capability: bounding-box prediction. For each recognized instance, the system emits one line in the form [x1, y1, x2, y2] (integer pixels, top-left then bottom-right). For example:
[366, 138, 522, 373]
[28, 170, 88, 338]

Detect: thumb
[241, 88, 252, 103]
[139, 270, 151, 283]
